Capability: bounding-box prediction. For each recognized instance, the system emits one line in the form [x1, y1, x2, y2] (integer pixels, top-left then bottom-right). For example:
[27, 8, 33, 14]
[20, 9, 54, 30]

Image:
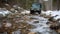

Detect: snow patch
[42, 10, 60, 20]
[21, 10, 30, 14]
[0, 10, 11, 16]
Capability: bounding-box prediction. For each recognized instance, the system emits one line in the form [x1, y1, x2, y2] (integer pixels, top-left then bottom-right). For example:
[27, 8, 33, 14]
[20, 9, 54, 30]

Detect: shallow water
[27, 15, 58, 34]
[0, 15, 58, 34]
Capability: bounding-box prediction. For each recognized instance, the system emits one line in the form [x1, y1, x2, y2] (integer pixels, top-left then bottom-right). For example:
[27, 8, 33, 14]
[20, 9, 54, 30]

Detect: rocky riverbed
[0, 6, 59, 34]
[0, 13, 58, 34]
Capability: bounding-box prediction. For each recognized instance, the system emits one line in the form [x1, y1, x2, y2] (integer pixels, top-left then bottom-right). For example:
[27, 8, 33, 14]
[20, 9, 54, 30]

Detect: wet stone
[30, 17, 38, 20]
[36, 32, 42, 34]
[28, 32, 36, 34]
[33, 20, 39, 23]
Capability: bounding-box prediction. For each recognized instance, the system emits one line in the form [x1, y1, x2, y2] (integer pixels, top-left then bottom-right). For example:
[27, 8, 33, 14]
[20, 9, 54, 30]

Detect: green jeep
[30, 3, 42, 14]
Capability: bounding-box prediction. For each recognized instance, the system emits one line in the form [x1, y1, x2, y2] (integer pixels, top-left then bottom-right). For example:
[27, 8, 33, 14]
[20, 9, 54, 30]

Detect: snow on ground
[41, 10, 60, 20]
[0, 10, 59, 34]
[5, 10, 60, 34]
[21, 10, 60, 20]
[21, 10, 30, 14]
[0, 10, 11, 16]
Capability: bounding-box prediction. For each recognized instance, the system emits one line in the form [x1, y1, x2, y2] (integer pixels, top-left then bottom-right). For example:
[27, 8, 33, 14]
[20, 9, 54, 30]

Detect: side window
[40, 4, 42, 8]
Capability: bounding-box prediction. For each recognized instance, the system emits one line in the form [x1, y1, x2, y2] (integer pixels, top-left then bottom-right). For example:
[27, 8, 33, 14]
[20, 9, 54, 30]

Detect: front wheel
[30, 10, 35, 14]
[37, 10, 41, 14]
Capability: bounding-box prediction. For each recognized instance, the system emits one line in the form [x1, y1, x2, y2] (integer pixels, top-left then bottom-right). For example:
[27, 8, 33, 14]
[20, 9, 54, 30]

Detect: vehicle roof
[32, 3, 40, 4]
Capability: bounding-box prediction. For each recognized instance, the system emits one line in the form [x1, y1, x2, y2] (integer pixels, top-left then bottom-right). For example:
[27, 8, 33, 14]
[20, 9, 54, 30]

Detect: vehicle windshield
[32, 3, 40, 9]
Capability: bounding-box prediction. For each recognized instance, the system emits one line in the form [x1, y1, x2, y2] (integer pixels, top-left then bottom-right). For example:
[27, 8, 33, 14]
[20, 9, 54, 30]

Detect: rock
[0, 14, 4, 18]
[10, 8, 15, 13]
[30, 17, 37, 20]
[15, 10, 18, 13]
[4, 23, 12, 27]
[28, 32, 36, 34]
[5, 4, 9, 6]
[49, 21, 60, 30]
[50, 25, 59, 30]
[33, 20, 39, 23]
[48, 16, 57, 22]
[13, 5, 20, 10]
[56, 29, 60, 34]
[36, 32, 42, 34]
[18, 6, 21, 9]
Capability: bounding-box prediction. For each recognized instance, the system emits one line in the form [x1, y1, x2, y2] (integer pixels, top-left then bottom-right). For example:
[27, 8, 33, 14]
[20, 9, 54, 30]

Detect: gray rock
[33, 20, 39, 23]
